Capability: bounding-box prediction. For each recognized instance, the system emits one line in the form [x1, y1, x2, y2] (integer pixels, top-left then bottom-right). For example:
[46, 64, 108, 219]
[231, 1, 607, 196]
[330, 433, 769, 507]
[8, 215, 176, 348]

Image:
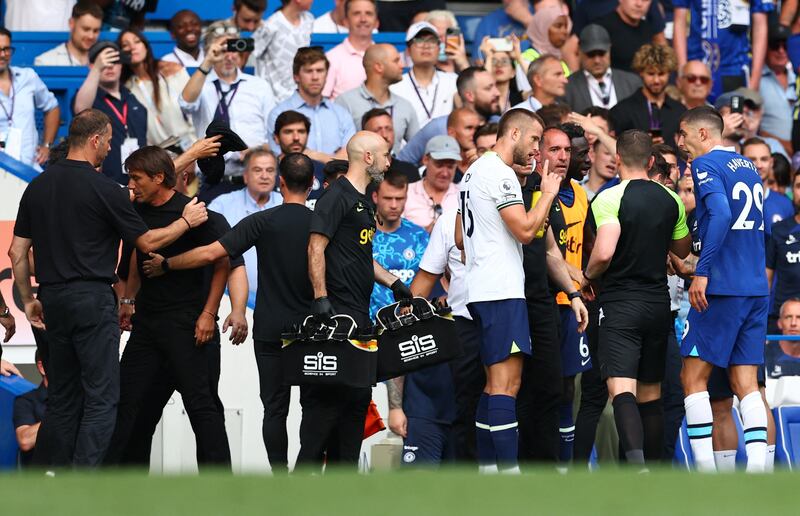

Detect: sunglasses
[684, 74, 711, 85]
[769, 40, 787, 51]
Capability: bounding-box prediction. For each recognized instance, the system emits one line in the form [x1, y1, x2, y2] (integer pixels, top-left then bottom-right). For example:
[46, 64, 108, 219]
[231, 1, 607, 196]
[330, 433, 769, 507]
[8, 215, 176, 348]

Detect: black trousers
[662, 320, 684, 462]
[448, 316, 485, 462]
[377, 0, 446, 32]
[254, 340, 291, 473]
[573, 300, 607, 463]
[517, 294, 562, 463]
[105, 310, 230, 467]
[35, 281, 119, 467]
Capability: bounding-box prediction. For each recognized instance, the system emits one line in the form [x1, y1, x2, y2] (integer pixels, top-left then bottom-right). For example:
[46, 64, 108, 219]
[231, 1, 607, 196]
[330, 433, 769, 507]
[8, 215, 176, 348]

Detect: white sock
[500, 465, 521, 475]
[713, 450, 737, 472]
[684, 391, 716, 472]
[740, 391, 768, 473]
[766, 444, 776, 473]
[479, 464, 499, 474]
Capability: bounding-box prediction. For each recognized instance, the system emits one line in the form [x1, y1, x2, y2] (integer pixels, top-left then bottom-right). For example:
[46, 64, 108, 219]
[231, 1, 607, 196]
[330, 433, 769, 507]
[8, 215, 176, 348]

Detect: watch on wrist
[162, 257, 171, 273]
[120, 298, 135, 306]
[568, 291, 583, 301]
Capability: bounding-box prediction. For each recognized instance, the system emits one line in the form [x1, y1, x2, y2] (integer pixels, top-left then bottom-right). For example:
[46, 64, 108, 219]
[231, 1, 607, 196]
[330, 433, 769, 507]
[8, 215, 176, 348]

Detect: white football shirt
[419, 209, 470, 319]
[460, 152, 526, 304]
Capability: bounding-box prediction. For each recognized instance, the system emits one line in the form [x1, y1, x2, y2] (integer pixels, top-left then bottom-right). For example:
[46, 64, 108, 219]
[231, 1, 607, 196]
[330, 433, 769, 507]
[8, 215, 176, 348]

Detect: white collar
[710, 145, 736, 152]
[583, 68, 612, 83]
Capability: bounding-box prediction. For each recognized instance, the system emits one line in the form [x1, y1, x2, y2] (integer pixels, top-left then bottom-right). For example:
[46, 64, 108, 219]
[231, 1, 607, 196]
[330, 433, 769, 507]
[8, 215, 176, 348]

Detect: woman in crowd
[525, 3, 578, 73]
[480, 36, 525, 113]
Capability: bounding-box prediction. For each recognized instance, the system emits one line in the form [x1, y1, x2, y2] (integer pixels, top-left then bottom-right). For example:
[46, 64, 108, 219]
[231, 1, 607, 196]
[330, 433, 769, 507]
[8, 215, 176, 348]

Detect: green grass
[0, 467, 796, 515]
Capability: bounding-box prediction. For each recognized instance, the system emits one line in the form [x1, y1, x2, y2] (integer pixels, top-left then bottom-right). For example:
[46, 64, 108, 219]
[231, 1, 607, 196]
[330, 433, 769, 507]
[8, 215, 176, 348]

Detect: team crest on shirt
[403, 247, 416, 260]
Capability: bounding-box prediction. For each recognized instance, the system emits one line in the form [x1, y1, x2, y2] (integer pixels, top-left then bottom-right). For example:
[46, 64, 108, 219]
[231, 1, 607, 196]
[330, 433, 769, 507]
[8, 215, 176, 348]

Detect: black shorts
[597, 298, 671, 383]
[707, 365, 767, 400]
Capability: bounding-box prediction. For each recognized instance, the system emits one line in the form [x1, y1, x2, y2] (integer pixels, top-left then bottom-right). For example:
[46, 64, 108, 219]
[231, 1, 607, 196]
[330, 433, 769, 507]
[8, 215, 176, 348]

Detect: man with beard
[34, 2, 102, 66]
[272, 110, 328, 207]
[298, 131, 414, 470]
[161, 9, 204, 67]
[398, 67, 501, 165]
[610, 44, 685, 150]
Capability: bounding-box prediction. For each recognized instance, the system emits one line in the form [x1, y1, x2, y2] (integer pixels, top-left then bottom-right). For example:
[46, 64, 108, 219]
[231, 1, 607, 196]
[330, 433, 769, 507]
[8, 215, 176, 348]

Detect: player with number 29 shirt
[677, 106, 770, 473]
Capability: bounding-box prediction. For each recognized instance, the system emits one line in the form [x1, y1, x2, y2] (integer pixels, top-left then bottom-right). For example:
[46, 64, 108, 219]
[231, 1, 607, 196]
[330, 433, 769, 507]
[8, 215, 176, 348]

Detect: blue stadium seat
[0, 375, 36, 469]
[773, 406, 800, 470]
[673, 407, 747, 470]
[145, 0, 336, 23]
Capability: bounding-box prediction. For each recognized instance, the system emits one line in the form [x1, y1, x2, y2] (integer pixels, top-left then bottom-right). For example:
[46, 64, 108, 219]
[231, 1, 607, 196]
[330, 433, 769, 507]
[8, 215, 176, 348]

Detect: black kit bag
[281, 315, 378, 388]
[375, 297, 462, 382]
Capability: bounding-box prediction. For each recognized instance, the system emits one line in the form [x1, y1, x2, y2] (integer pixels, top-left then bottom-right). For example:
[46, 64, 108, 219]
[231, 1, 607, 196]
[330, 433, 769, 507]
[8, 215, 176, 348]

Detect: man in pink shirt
[402, 135, 460, 232]
[323, 0, 379, 99]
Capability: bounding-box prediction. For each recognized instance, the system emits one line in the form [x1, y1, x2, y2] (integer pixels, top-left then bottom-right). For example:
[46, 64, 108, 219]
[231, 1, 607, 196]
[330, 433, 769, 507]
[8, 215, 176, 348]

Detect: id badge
[120, 137, 139, 171]
[3, 127, 23, 161]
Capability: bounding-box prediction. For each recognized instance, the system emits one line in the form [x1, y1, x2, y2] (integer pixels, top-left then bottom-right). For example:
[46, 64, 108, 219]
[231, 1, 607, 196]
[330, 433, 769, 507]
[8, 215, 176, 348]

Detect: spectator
[471, 0, 537, 61]
[4, 0, 74, 31]
[572, 0, 665, 35]
[362, 108, 421, 183]
[73, 41, 146, 184]
[272, 110, 328, 206]
[677, 60, 713, 110]
[180, 25, 275, 178]
[513, 54, 567, 111]
[767, 173, 800, 334]
[403, 135, 460, 231]
[766, 298, 800, 379]
[564, 24, 642, 114]
[446, 107, 482, 177]
[231, 0, 266, 32]
[597, 0, 667, 73]
[397, 67, 501, 165]
[473, 122, 499, 159]
[0, 29, 60, 169]
[523, 3, 578, 73]
[759, 24, 796, 155]
[391, 22, 459, 128]
[654, 142, 681, 190]
[673, 0, 772, 96]
[118, 29, 196, 149]
[313, 0, 349, 33]
[425, 10, 470, 74]
[253, 0, 314, 102]
[161, 10, 205, 68]
[769, 153, 792, 197]
[582, 138, 617, 200]
[267, 47, 355, 159]
[324, 0, 379, 99]
[336, 44, 419, 151]
[34, 2, 102, 66]
[377, 0, 445, 33]
[209, 149, 283, 290]
[569, 106, 616, 149]
[481, 38, 526, 113]
[13, 352, 47, 466]
[717, 88, 788, 157]
[610, 44, 685, 150]
[742, 137, 794, 239]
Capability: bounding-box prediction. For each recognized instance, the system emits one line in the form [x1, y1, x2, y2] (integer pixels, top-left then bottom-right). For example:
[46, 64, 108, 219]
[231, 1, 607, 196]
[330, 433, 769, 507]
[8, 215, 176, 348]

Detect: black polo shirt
[14, 159, 149, 285]
[84, 86, 147, 185]
[219, 203, 314, 342]
[610, 90, 686, 150]
[310, 177, 376, 320]
[596, 10, 660, 72]
[522, 177, 550, 301]
[13, 383, 47, 466]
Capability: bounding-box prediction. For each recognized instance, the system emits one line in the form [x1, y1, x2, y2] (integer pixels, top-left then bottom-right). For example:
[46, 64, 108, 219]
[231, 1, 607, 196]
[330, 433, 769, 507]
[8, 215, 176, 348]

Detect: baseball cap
[406, 21, 440, 43]
[425, 135, 461, 161]
[714, 87, 763, 110]
[579, 24, 611, 54]
[88, 41, 119, 64]
[768, 24, 792, 44]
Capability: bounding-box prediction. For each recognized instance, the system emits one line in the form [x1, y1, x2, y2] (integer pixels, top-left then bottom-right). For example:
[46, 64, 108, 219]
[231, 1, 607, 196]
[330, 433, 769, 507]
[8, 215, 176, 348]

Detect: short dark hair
[293, 46, 329, 76]
[124, 146, 177, 188]
[537, 103, 571, 128]
[653, 143, 676, 159]
[0, 28, 11, 41]
[679, 106, 724, 136]
[72, 1, 104, 20]
[456, 66, 485, 98]
[541, 126, 569, 149]
[279, 152, 315, 193]
[582, 106, 614, 134]
[275, 110, 311, 134]
[323, 159, 349, 184]
[772, 153, 792, 188]
[345, 0, 377, 16]
[559, 122, 585, 141]
[473, 122, 498, 146]
[497, 108, 543, 138]
[68, 109, 111, 148]
[168, 9, 200, 31]
[741, 136, 770, 155]
[648, 151, 670, 180]
[234, 0, 266, 12]
[616, 130, 653, 170]
[378, 169, 409, 192]
[361, 108, 391, 129]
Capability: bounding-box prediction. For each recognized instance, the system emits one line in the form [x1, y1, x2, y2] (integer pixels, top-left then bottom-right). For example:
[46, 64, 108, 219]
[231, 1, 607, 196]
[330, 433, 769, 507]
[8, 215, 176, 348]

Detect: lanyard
[172, 50, 185, 67]
[409, 70, 439, 121]
[214, 79, 241, 119]
[646, 100, 661, 130]
[0, 77, 14, 123]
[104, 97, 128, 130]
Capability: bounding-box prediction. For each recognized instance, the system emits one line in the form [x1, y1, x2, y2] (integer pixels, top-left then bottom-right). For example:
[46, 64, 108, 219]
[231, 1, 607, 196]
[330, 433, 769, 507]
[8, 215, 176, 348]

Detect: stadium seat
[773, 406, 800, 470]
[674, 407, 747, 470]
[772, 376, 800, 407]
[0, 375, 37, 469]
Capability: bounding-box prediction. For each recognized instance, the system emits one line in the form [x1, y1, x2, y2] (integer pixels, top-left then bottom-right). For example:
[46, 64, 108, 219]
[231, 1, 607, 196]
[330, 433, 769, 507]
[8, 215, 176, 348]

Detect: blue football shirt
[766, 217, 800, 316]
[692, 147, 769, 296]
[763, 189, 794, 239]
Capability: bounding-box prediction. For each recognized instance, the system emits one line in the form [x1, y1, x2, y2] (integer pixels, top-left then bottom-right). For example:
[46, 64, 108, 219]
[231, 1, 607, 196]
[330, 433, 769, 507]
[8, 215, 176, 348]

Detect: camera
[227, 38, 255, 53]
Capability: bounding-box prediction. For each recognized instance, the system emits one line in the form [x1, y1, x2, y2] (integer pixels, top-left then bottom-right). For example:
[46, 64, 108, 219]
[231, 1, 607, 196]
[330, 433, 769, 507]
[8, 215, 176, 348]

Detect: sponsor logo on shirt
[785, 250, 800, 264]
[390, 268, 416, 282]
[787, 234, 798, 245]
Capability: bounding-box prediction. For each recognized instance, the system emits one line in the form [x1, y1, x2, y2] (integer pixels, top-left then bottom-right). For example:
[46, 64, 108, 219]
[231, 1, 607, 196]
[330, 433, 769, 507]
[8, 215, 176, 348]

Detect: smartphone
[446, 26, 461, 48]
[118, 51, 132, 65]
[488, 37, 513, 52]
[650, 128, 662, 139]
[730, 95, 744, 114]
[227, 37, 255, 53]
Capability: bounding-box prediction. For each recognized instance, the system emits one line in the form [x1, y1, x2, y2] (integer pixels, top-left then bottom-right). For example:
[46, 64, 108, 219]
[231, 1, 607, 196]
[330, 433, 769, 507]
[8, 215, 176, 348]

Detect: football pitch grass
[0, 467, 796, 515]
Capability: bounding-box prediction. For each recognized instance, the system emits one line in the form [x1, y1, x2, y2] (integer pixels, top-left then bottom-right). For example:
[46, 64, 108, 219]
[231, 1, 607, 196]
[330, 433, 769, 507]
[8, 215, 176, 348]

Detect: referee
[582, 130, 690, 469]
[8, 109, 208, 467]
[298, 131, 413, 470]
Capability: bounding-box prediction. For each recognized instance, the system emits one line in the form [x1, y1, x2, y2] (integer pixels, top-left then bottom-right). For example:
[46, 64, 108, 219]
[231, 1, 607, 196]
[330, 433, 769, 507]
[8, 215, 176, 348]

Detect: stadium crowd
[1, 0, 800, 474]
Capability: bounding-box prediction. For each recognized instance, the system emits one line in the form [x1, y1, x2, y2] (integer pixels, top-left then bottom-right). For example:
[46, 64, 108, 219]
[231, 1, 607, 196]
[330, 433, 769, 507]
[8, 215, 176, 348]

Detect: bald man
[297, 131, 413, 470]
[336, 44, 420, 151]
[678, 61, 713, 110]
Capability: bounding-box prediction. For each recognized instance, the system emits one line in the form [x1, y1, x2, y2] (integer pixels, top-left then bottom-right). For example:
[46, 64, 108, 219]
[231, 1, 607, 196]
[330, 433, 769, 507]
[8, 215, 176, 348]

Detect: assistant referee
[8, 109, 209, 467]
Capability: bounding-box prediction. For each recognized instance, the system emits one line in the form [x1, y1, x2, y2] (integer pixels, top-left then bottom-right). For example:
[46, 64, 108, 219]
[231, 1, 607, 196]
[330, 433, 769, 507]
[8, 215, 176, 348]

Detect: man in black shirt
[582, 129, 690, 469]
[104, 146, 233, 467]
[9, 109, 208, 467]
[596, 0, 666, 73]
[141, 153, 317, 473]
[300, 131, 413, 469]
